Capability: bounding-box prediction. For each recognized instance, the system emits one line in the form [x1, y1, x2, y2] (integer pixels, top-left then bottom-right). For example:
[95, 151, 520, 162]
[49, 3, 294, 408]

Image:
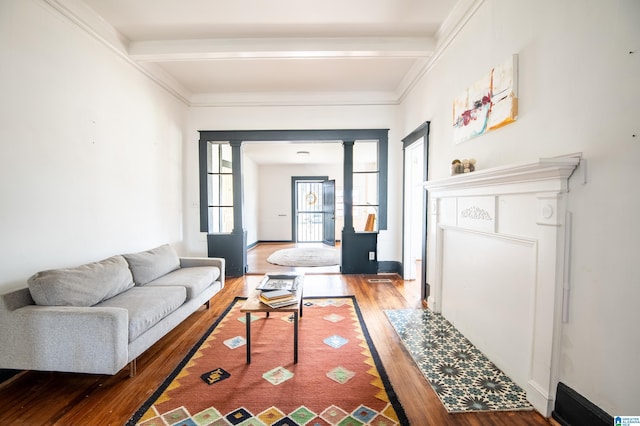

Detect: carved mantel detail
[460, 205, 492, 220]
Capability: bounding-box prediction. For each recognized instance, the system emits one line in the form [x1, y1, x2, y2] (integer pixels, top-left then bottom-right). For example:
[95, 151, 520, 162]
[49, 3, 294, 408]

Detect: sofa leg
[205, 300, 210, 310]
[129, 359, 137, 378]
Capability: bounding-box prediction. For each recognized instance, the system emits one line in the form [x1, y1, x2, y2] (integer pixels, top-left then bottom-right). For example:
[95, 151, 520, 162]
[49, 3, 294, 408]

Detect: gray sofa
[0, 244, 224, 376]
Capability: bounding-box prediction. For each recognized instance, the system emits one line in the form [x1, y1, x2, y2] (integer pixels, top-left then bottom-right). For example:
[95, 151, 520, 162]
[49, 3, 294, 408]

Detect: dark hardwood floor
[0, 244, 551, 425]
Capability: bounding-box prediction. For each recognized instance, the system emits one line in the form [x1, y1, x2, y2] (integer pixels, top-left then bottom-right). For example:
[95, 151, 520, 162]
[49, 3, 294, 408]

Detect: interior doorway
[403, 139, 424, 280]
[199, 129, 389, 276]
[293, 179, 326, 242]
[401, 122, 430, 300]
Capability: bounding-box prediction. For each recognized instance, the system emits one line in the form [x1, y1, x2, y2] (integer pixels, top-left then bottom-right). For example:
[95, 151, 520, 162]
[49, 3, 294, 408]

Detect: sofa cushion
[95, 286, 187, 342]
[27, 256, 134, 307]
[123, 244, 180, 286]
[146, 266, 220, 300]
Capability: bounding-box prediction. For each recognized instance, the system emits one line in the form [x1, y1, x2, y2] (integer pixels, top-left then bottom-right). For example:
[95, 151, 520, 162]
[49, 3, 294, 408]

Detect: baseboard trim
[527, 379, 553, 417]
[0, 369, 21, 386]
[551, 382, 612, 426]
[378, 261, 401, 274]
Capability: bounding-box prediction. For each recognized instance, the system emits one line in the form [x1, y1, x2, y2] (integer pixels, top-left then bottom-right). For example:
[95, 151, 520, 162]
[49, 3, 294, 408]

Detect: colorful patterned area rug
[385, 309, 533, 414]
[128, 296, 408, 426]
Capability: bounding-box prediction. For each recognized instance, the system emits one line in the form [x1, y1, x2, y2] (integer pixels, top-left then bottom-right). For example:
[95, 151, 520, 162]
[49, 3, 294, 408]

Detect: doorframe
[401, 121, 430, 302]
[198, 129, 389, 276]
[291, 176, 328, 242]
[403, 140, 423, 281]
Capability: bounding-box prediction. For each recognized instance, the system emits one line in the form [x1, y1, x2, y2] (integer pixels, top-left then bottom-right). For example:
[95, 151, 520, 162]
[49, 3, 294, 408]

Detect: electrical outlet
[368, 251, 375, 261]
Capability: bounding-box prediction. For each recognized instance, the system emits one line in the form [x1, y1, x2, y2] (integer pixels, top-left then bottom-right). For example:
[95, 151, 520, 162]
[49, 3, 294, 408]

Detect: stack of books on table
[259, 289, 298, 309]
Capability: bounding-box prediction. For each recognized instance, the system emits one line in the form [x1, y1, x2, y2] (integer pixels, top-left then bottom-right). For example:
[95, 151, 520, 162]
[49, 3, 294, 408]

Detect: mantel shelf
[425, 153, 582, 416]
[424, 154, 581, 194]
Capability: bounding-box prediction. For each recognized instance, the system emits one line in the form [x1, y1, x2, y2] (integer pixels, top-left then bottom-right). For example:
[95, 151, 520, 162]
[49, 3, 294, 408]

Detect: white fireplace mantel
[423, 155, 580, 416]
[425, 156, 581, 195]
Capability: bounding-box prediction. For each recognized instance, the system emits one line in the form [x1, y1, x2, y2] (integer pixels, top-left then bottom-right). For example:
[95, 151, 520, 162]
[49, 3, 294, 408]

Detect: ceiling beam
[129, 37, 435, 62]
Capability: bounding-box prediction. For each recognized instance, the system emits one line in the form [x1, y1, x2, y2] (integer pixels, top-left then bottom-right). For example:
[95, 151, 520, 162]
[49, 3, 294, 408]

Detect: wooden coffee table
[240, 281, 304, 364]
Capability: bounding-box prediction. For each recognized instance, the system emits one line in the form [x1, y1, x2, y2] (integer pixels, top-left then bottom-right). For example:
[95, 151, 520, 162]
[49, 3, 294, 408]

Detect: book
[259, 289, 293, 301]
[260, 297, 299, 309]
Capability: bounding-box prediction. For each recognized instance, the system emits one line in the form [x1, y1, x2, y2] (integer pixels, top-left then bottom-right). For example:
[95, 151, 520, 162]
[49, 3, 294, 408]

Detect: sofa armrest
[0, 304, 129, 375]
[179, 257, 225, 287]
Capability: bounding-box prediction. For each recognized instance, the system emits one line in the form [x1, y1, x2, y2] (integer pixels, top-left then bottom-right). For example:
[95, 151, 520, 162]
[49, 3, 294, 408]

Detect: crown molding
[41, 0, 192, 105]
[397, 0, 485, 103]
[41, 0, 129, 53]
[42, 0, 483, 108]
[436, 0, 486, 52]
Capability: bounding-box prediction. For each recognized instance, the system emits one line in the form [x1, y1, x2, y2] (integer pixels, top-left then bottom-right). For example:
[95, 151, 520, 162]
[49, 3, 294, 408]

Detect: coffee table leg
[246, 312, 251, 364]
[293, 311, 298, 364]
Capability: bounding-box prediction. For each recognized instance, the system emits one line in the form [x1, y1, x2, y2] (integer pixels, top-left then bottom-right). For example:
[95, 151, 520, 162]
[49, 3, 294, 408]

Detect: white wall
[185, 105, 403, 260]
[401, 0, 640, 415]
[0, 0, 188, 293]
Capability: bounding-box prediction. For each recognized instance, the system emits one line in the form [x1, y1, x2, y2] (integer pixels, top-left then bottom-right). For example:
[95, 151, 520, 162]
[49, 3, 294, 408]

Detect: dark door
[292, 176, 328, 242]
[322, 179, 336, 246]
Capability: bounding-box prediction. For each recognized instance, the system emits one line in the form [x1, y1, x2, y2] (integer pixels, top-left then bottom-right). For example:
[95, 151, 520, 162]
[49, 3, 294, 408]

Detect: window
[353, 141, 379, 232]
[207, 142, 233, 233]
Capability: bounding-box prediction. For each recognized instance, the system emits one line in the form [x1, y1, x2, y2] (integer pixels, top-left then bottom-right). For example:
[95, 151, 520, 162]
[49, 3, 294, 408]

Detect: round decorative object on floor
[267, 247, 340, 267]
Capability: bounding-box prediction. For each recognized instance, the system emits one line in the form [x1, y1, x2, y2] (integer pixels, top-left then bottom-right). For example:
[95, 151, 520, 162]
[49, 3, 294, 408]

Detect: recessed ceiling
[57, 0, 466, 106]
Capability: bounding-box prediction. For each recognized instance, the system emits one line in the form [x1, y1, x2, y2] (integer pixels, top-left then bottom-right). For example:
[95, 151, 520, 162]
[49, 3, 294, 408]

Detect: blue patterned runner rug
[385, 309, 533, 413]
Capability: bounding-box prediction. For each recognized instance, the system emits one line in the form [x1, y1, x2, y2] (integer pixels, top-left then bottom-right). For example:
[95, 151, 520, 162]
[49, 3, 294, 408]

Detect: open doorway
[403, 139, 424, 281]
[199, 129, 389, 276]
[402, 122, 430, 301]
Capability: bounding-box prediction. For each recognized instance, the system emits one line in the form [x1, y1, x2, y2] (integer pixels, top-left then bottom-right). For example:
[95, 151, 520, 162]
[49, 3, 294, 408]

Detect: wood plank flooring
[246, 242, 341, 275]
[0, 244, 551, 425]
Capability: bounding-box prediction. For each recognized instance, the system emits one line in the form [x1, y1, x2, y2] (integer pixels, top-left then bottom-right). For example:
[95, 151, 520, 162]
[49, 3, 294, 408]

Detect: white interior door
[403, 138, 424, 280]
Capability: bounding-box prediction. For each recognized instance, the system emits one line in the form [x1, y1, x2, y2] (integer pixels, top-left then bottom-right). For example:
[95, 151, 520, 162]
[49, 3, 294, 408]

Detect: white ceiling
[242, 140, 377, 165]
[54, 0, 469, 107]
[47, 0, 472, 164]
[243, 142, 344, 165]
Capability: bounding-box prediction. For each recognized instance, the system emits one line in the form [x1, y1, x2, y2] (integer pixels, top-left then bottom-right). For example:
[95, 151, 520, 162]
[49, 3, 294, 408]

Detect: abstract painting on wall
[453, 54, 518, 144]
